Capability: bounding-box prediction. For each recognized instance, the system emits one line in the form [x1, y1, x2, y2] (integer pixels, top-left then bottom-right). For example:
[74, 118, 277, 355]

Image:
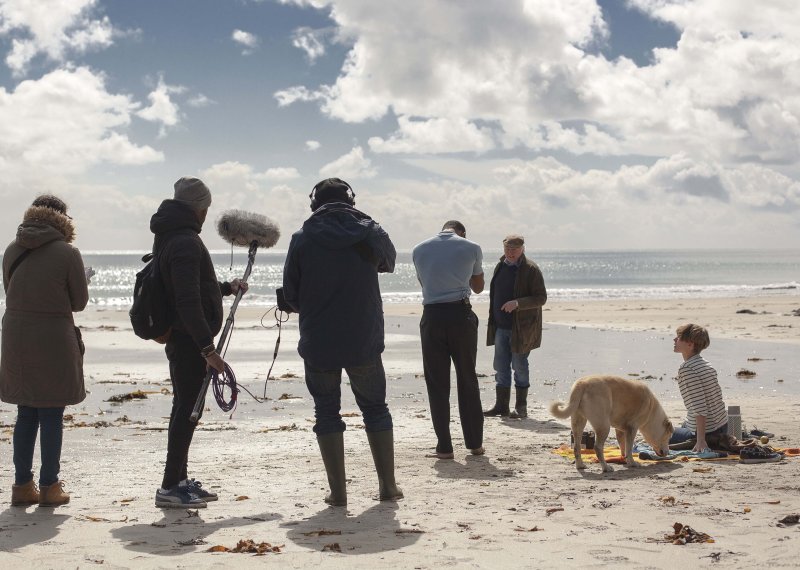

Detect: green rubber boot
[317, 432, 347, 506]
[366, 430, 404, 501]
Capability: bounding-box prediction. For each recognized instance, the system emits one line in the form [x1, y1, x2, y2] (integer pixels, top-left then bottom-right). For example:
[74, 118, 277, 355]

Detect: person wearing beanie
[148, 177, 247, 508]
[412, 220, 485, 459]
[282, 177, 403, 506]
[1, 194, 89, 508]
[173, 177, 212, 212]
[484, 234, 547, 419]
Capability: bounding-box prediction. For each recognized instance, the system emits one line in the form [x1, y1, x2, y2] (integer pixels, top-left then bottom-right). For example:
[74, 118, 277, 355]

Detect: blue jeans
[669, 422, 729, 444]
[669, 426, 695, 444]
[304, 356, 393, 436]
[493, 328, 530, 388]
[13, 405, 65, 486]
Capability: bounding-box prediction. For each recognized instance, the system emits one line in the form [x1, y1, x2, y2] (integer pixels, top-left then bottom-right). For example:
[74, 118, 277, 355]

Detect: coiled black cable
[209, 305, 289, 415]
[211, 361, 237, 413]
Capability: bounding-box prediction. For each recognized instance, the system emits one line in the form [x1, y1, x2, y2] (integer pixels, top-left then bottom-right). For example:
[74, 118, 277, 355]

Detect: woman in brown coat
[1, 195, 89, 507]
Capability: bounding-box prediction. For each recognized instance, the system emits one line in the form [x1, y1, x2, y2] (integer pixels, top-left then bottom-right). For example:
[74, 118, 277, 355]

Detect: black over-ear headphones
[309, 178, 356, 211]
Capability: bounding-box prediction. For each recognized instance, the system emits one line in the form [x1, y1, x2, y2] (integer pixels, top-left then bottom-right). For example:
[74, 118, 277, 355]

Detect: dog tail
[548, 382, 585, 419]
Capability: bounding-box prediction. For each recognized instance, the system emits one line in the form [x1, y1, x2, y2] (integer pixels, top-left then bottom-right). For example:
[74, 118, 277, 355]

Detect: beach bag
[129, 251, 172, 343]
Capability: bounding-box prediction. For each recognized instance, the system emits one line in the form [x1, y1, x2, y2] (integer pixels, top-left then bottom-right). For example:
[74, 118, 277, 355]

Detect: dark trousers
[161, 330, 207, 489]
[420, 303, 483, 453]
[13, 405, 65, 486]
[304, 356, 393, 436]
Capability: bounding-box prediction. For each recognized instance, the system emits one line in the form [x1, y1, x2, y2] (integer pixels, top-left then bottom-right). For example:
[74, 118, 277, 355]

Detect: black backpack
[129, 250, 172, 342]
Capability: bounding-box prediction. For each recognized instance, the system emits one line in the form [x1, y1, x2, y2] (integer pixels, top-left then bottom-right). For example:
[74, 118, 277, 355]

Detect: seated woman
[670, 323, 728, 452]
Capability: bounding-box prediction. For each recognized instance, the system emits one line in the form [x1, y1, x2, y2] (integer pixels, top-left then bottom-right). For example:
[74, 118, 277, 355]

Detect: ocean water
[1, 249, 798, 307]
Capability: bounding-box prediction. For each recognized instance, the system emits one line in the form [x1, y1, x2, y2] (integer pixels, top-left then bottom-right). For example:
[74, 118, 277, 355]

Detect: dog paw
[576, 463, 587, 470]
[601, 465, 613, 473]
[626, 461, 639, 468]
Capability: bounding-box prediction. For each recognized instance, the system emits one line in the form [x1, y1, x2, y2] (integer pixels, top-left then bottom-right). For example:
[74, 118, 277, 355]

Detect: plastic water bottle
[727, 405, 742, 439]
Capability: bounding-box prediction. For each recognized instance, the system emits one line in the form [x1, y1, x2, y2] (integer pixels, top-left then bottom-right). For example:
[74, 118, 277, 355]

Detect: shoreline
[80, 294, 800, 345]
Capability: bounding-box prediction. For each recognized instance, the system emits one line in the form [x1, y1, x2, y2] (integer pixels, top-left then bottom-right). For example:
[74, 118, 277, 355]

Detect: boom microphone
[217, 209, 280, 248]
[190, 209, 280, 423]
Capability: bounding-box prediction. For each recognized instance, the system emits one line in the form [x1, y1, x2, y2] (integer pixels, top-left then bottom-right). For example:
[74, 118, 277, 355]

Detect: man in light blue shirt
[412, 221, 485, 459]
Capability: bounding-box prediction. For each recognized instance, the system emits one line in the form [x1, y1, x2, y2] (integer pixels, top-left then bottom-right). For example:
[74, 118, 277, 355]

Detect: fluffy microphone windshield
[217, 209, 280, 248]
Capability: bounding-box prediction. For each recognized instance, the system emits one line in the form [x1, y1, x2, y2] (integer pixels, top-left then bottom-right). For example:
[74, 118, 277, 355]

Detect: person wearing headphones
[282, 178, 402, 507]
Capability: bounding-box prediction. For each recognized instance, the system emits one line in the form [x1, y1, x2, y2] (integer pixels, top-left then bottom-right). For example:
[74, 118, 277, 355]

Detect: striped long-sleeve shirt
[677, 354, 728, 432]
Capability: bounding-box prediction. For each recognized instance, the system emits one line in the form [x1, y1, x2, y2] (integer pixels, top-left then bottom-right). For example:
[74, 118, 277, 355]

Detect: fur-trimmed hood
[16, 205, 76, 248]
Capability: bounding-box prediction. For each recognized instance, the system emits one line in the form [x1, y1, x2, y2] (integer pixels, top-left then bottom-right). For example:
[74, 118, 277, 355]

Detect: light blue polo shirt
[412, 231, 483, 304]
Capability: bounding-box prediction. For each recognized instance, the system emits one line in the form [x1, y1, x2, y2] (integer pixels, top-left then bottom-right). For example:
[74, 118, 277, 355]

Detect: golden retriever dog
[549, 375, 673, 472]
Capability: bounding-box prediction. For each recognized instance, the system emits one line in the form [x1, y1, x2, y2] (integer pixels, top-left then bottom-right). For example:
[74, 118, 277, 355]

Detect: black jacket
[150, 200, 231, 349]
[283, 202, 395, 369]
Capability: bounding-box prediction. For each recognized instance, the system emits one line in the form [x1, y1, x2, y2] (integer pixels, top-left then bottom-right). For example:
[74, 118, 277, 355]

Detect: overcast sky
[1, 0, 798, 252]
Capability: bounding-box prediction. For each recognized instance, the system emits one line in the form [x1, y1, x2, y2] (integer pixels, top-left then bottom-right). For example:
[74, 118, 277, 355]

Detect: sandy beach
[1, 295, 799, 568]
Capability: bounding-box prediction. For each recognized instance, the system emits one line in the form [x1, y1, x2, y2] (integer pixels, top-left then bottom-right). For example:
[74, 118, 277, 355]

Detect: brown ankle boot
[11, 480, 39, 506]
[39, 481, 70, 507]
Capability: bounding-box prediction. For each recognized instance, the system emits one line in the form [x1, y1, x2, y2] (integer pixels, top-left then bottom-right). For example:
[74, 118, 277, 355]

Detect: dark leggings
[161, 330, 207, 489]
[13, 405, 65, 486]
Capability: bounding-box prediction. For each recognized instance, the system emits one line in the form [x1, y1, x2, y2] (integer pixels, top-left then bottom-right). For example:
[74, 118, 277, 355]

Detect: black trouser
[161, 330, 206, 489]
[420, 303, 483, 453]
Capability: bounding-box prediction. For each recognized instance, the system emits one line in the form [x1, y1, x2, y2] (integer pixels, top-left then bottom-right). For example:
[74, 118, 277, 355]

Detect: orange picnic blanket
[552, 444, 800, 464]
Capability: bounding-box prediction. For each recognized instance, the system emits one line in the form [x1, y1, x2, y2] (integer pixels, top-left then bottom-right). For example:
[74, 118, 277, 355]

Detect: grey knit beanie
[174, 177, 212, 210]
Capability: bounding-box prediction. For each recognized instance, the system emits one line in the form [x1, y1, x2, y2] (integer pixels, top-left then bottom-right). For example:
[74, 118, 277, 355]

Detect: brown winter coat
[486, 253, 547, 353]
[0, 206, 89, 407]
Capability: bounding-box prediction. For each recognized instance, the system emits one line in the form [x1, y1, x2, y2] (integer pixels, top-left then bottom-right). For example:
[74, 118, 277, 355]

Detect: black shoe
[187, 478, 218, 501]
[155, 484, 206, 508]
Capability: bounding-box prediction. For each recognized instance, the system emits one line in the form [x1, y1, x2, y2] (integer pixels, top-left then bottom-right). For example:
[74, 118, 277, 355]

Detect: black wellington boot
[483, 386, 511, 417]
[509, 387, 529, 419]
[317, 432, 347, 506]
[366, 430, 404, 501]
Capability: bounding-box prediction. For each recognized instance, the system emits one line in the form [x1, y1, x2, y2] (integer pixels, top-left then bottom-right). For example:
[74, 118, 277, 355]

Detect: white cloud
[275, 0, 605, 126]
[232, 29, 259, 55]
[274, 0, 800, 169]
[274, 85, 324, 107]
[0, 180, 161, 251]
[292, 26, 325, 62]
[136, 76, 185, 137]
[369, 116, 495, 154]
[0, 66, 162, 178]
[376, 152, 800, 249]
[305, 140, 321, 151]
[201, 161, 300, 188]
[187, 93, 215, 108]
[319, 146, 377, 179]
[0, 0, 115, 75]
[262, 167, 301, 180]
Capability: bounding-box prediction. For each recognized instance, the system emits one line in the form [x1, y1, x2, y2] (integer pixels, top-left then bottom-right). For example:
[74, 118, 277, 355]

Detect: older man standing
[412, 220, 485, 459]
[483, 234, 547, 419]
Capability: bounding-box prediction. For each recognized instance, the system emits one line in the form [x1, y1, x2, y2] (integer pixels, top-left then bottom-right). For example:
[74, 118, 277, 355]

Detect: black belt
[427, 298, 471, 308]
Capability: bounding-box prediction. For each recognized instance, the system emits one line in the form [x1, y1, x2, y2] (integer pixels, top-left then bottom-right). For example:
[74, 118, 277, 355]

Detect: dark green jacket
[486, 253, 547, 353]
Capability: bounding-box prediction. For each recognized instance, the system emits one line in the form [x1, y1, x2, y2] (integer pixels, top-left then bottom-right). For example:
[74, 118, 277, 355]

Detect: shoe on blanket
[739, 446, 782, 464]
[747, 426, 775, 439]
